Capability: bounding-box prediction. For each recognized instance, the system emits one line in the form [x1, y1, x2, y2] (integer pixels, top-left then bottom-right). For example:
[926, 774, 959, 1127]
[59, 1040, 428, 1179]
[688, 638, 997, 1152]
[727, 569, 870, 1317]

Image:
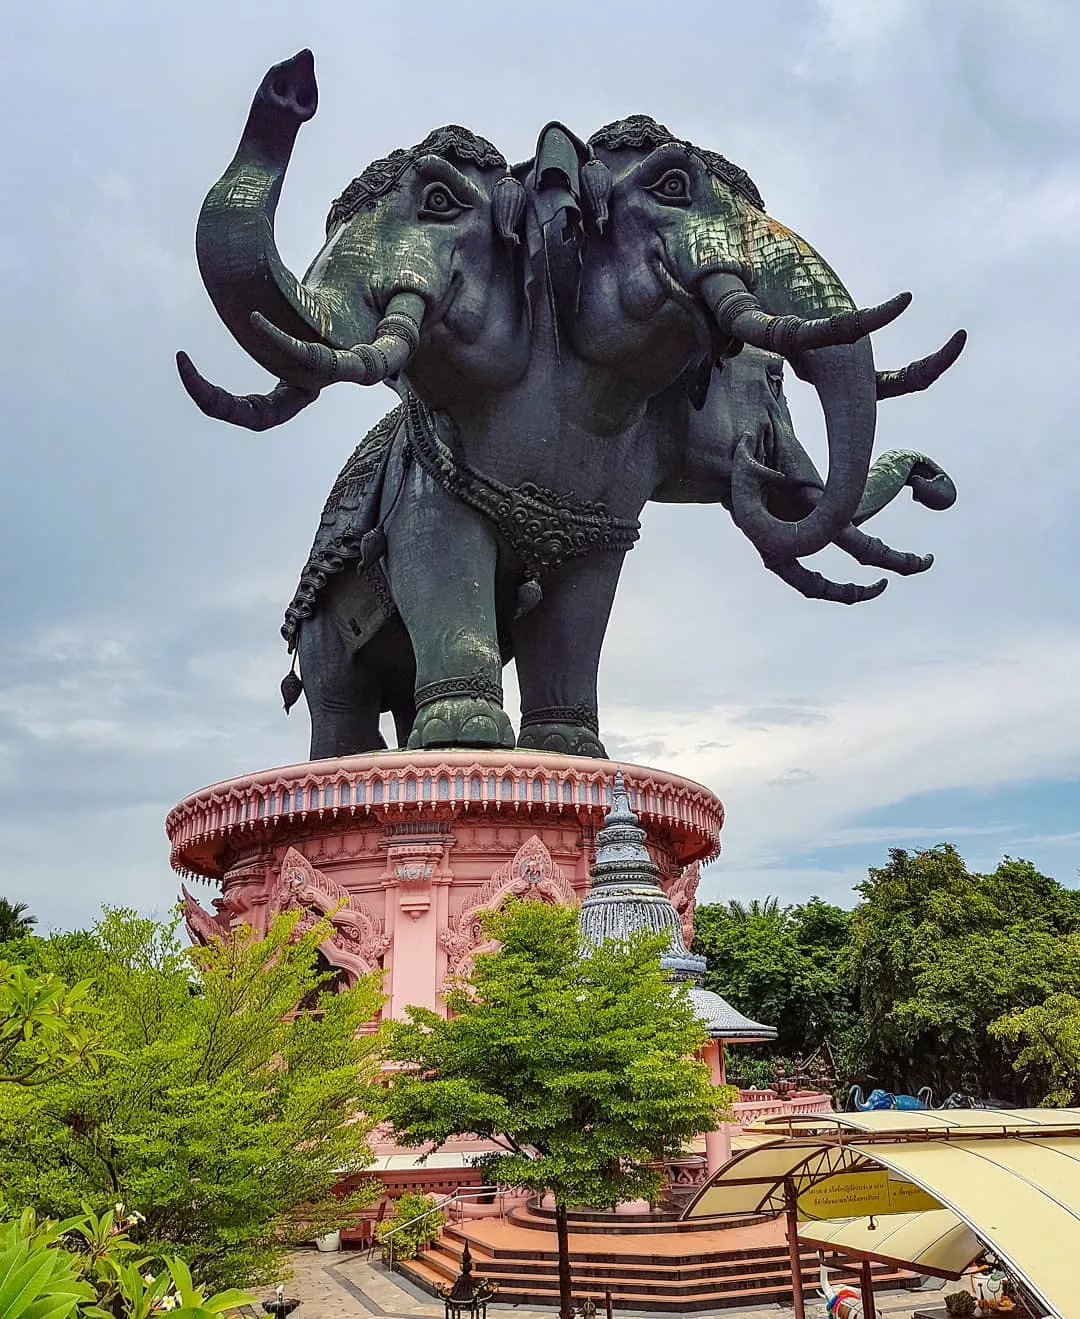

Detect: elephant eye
[419, 182, 469, 220]
[647, 169, 691, 206]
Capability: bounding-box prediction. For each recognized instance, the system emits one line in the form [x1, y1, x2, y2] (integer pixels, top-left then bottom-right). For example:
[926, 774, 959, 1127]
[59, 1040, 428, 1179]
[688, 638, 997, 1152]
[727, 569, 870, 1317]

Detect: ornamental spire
[579, 769, 707, 982]
[578, 770, 778, 1044]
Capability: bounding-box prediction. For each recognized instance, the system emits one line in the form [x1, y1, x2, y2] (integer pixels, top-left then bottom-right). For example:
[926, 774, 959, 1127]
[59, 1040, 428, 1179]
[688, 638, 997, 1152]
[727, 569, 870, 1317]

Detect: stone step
[399, 1255, 915, 1313]
[503, 1205, 770, 1236]
[444, 1221, 798, 1267]
[429, 1237, 901, 1286]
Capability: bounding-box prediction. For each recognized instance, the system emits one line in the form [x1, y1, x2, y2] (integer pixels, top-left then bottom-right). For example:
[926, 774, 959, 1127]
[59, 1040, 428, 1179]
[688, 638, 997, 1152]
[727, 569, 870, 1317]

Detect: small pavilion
[578, 770, 776, 1172]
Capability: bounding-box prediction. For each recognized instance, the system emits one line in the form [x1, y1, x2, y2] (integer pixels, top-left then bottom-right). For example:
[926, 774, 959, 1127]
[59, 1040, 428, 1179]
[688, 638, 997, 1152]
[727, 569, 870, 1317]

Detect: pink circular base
[168, 750, 723, 1022]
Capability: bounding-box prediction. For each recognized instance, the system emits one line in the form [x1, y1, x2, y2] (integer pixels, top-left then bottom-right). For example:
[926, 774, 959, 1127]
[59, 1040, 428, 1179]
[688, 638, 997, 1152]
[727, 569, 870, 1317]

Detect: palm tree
[725, 897, 781, 922]
[0, 898, 37, 944]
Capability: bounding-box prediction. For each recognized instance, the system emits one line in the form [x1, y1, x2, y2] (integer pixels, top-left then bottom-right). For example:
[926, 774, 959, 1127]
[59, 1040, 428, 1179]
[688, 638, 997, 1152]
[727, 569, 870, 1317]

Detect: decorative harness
[282, 394, 640, 652]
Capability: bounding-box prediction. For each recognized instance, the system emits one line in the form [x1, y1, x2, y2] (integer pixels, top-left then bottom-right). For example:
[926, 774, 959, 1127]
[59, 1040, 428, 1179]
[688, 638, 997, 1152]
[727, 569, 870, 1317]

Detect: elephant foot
[407, 697, 514, 751]
[517, 709, 606, 759]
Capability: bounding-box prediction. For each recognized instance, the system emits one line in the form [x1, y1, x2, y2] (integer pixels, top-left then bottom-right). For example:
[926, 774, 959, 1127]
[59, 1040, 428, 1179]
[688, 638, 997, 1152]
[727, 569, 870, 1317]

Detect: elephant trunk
[731, 335, 879, 563]
[192, 50, 357, 379]
[700, 259, 886, 562]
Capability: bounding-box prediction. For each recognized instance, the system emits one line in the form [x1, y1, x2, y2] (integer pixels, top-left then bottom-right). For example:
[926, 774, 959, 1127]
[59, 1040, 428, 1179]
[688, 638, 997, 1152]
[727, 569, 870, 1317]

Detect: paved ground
[246, 1249, 947, 1319]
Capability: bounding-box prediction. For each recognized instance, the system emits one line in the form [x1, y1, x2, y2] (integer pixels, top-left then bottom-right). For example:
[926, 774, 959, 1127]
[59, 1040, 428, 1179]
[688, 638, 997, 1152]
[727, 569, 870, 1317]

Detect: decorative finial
[603, 768, 639, 828]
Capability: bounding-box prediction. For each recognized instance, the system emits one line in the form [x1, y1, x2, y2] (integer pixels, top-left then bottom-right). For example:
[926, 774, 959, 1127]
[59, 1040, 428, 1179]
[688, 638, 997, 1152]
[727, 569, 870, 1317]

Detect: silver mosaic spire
[580, 769, 708, 981]
[579, 770, 777, 1042]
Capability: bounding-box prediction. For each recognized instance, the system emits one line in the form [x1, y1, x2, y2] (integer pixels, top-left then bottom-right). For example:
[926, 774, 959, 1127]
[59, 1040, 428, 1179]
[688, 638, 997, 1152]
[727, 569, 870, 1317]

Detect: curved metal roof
[684, 1110, 1080, 1318]
[798, 1209, 981, 1282]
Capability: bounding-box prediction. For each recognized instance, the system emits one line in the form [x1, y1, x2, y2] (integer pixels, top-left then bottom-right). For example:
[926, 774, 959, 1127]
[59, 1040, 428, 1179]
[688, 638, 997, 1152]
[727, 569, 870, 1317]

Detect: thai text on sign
[798, 1170, 940, 1220]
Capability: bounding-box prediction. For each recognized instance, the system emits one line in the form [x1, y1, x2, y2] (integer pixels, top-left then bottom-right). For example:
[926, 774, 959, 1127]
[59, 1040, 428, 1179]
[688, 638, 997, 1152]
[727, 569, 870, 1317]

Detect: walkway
[248, 1249, 945, 1319]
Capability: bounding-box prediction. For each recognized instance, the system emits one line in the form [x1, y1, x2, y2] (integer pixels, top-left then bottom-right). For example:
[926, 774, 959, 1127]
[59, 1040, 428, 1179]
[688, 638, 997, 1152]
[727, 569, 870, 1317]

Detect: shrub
[0, 1202, 256, 1318]
[376, 1192, 445, 1262]
[944, 1290, 976, 1316]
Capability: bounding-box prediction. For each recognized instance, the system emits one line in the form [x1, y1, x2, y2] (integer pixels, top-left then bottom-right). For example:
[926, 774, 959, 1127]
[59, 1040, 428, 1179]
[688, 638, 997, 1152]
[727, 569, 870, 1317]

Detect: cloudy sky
[2, 0, 1078, 930]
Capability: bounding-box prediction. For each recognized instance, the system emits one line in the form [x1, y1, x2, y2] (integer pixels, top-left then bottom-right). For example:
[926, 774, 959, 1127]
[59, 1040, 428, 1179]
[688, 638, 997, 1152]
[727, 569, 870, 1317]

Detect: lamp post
[440, 1242, 495, 1319]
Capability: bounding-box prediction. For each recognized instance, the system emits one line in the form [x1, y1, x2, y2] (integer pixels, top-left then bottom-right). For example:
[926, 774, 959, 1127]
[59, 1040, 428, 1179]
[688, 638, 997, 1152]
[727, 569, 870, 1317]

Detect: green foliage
[0, 1203, 256, 1319]
[991, 975, 1080, 1106]
[379, 899, 728, 1210]
[0, 899, 37, 946]
[944, 1290, 977, 1316]
[0, 1210, 95, 1319]
[0, 961, 108, 1087]
[846, 847, 1080, 1098]
[692, 896, 854, 1056]
[375, 1192, 445, 1261]
[0, 907, 384, 1291]
[691, 848, 1080, 1104]
[724, 1052, 792, 1092]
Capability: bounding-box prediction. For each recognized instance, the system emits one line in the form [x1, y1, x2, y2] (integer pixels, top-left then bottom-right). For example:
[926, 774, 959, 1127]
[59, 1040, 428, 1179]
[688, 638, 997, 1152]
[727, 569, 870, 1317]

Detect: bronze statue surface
[177, 51, 963, 760]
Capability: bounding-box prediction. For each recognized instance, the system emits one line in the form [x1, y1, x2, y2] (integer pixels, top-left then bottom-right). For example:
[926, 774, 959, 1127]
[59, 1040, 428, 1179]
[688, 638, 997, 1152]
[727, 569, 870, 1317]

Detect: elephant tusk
[765, 556, 888, 606]
[250, 292, 425, 389]
[701, 272, 911, 357]
[175, 351, 319, 430]
[876, 329, 967, 398]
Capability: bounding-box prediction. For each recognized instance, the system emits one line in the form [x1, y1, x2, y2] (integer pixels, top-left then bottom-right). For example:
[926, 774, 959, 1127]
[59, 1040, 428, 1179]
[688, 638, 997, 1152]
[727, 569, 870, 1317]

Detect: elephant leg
[387, 467, 513, 751]
[298, 612, 386, 759]
[512, 552, 625, 759]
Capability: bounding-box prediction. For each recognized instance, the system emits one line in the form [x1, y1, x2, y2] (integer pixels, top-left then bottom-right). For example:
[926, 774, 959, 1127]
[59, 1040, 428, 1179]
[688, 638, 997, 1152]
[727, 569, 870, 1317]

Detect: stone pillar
[703, 1037, 732, 1174]
[383, 837, 446, 1020]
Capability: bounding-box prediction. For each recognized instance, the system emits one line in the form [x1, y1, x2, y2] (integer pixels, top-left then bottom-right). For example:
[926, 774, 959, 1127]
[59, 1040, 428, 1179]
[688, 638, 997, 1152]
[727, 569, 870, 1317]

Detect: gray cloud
[2, 0, 1079, 924]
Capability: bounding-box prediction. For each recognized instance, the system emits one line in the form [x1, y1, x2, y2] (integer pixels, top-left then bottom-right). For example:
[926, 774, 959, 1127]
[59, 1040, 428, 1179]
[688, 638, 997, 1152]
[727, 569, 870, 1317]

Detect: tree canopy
[0, 906, 384, 1289]
[847, 847, 1080, 1101]
[691, 895, 854, 1061]
[692, 846, 1080, 1105]
[377, 899, 732, 1319]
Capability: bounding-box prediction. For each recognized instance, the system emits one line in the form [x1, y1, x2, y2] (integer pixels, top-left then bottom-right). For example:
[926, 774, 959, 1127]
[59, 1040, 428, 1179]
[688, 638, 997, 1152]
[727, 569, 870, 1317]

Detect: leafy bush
[0, 909, 384, 1289]
[376, 1192, 445, 1261]
[944, 1290, 976, 1316]
[0, 1209, 94, 1319]
[0, 1203, 256, 1317]
[725, 1052, 794, 1092]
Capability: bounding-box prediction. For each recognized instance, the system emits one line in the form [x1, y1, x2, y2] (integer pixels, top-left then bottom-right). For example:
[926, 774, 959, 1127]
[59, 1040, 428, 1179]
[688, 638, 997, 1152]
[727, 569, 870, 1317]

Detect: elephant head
[654, 345, 957, 604]
[176, 50, 529, 428]
[560, 115, 963, 576]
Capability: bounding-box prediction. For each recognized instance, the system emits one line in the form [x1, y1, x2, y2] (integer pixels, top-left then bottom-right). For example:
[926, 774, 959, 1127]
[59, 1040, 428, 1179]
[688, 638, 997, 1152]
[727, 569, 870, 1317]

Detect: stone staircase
[397, 1202, 920, 1312]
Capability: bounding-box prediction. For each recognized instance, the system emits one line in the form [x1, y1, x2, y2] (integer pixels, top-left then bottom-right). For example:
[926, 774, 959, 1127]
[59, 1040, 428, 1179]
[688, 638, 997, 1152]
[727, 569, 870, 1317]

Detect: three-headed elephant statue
[178, 59, 964, 761]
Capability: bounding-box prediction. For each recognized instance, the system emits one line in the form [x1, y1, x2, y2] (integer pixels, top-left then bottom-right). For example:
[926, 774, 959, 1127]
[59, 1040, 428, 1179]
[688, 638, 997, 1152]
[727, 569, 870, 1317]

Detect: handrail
[380, 1185, 506, 1270]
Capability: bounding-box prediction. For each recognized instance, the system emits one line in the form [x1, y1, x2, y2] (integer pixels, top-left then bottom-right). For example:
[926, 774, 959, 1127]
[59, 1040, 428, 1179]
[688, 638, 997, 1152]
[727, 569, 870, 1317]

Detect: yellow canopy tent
[798, 1209, 981, 1281]
[683, 1110, 1080, 1319]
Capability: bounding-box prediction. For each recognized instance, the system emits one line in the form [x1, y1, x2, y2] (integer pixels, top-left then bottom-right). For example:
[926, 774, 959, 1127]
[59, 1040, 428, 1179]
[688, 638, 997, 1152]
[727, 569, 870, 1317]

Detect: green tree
[691, 896, 854, 1059]
[377, 900, 730, 1319]
[991, 933, 1080, 1105]
[0, 907, 384, 1289]
[845, 846, 1080, 1100]
[0, 960, 106, 1087]
[0, 899, 37, 945]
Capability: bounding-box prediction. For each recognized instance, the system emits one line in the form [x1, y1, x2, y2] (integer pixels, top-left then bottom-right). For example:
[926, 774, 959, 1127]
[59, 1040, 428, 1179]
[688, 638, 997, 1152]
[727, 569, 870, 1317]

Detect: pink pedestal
[169, 750, 723, 1026]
